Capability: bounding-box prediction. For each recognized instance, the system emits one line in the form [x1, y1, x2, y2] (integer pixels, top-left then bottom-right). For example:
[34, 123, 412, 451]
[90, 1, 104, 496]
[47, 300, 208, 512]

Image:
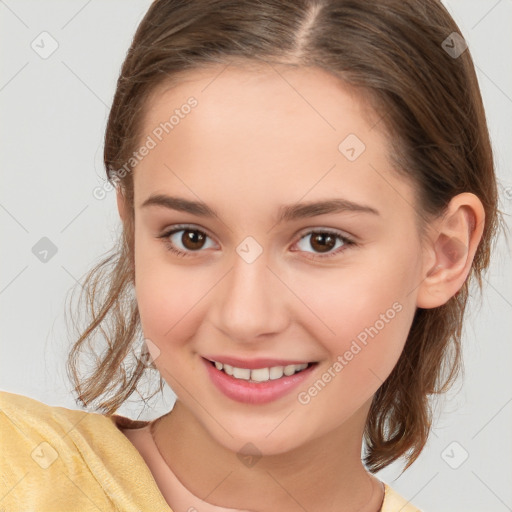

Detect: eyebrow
[141, 194, 380, 222]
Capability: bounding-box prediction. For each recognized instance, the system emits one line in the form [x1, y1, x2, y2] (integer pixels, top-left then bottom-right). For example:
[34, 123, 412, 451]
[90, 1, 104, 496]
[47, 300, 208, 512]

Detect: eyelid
[294, 225, 355, 242]
[159, 223, 217, 242]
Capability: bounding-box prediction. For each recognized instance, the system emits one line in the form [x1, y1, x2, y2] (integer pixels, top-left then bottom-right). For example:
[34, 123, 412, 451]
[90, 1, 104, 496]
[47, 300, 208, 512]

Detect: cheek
[337, 300, 414, 395]
[134, 242, 218, 348]
[293, 273, 416, 422]
[305, 281, 413, 388]
[293, 243, 420, 389]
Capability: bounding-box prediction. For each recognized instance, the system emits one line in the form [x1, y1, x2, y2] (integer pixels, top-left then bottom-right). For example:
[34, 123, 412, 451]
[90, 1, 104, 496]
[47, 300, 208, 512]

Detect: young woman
[0, 1, 500, 511]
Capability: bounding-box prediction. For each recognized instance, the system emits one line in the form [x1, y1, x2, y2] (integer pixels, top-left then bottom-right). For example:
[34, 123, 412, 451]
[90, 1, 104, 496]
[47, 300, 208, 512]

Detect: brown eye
[181, 229, 207, 250]
[159, 226, 215, 257]
[294, 229, 354, 259]
[309, 232, 337, 253]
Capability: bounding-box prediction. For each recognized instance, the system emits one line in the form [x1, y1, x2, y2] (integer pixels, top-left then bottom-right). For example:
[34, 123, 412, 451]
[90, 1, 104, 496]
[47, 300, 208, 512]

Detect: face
[128, 63, 426, 455]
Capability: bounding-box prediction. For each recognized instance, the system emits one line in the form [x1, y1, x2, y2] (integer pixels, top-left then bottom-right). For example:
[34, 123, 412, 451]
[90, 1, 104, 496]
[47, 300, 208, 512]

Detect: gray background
[0, 1, 511, 510]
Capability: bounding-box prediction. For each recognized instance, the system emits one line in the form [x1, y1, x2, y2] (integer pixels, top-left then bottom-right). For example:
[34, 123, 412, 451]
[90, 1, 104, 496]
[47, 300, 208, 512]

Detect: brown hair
[66, 0, 501, 472]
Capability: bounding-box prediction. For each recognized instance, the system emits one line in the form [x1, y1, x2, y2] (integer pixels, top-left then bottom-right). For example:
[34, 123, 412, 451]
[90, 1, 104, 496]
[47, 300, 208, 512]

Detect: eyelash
[157, 224, 356, 260]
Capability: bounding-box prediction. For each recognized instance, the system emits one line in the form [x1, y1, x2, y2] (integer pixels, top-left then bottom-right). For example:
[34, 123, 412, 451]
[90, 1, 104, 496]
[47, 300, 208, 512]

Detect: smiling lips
[204, 355, 315, 380]
[209, 358, 310, 382]
[202, 356, 318, 404]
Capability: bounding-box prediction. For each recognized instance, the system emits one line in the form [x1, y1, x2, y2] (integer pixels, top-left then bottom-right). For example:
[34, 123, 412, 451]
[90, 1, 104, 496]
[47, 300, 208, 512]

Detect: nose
[210, 244, 291, 343]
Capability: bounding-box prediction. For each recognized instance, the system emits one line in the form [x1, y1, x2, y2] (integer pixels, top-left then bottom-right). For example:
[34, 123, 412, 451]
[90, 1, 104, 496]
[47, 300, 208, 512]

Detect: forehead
[142, 62, 382, 144]
[133, 63, 415, 223]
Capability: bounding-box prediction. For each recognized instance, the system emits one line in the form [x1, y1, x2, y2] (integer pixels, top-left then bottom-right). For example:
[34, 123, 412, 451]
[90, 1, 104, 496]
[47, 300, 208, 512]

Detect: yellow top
[0, 390, 421, 511]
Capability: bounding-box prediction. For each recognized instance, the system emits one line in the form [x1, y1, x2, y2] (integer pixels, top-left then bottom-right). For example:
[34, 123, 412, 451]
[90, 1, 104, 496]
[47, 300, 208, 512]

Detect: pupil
[312, 233, 335, 253]
[183, 230, 205, 250]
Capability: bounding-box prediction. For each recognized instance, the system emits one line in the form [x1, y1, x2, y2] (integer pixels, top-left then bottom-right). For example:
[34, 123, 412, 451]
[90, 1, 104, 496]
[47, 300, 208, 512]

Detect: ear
[416, 193, 485, 309]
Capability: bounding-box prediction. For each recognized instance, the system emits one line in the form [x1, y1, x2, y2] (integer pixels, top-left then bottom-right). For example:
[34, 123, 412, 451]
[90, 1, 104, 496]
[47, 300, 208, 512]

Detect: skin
[116, 62, 485, 511]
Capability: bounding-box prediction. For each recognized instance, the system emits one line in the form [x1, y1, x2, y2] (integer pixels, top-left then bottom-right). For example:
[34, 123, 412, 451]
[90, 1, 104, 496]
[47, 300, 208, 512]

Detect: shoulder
[0, 390, 117, 511]
[0, 388, 93, 430]
[0, 389, 113, 457]
[382, 483, 422, 512]
[0, 390, 170, 511]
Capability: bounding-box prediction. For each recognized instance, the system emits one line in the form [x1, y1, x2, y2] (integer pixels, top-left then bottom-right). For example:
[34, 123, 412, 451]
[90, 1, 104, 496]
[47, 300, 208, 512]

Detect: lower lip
[202, 357, 317, 405]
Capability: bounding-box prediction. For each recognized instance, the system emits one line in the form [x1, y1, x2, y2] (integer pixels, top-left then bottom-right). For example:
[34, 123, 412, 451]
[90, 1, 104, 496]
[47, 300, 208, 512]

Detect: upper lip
[203, 355, 315, 369]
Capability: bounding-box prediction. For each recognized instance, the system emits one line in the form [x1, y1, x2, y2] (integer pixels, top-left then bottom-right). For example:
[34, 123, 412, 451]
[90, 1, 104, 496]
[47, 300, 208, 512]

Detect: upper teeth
[213, 361, 309, 382]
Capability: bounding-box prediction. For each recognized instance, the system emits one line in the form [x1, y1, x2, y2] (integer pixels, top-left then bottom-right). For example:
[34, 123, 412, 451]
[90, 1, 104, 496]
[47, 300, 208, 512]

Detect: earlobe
[416, 193, 485, 309]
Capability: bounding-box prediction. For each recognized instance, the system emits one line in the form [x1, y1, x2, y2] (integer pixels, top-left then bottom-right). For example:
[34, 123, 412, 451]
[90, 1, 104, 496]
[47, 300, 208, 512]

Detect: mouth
[205, 358, 316, 383]
[202, 356, 319, 404]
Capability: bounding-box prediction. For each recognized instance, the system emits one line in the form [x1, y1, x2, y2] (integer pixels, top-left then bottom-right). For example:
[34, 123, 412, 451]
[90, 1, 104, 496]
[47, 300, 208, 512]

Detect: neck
[151, 399, 384, 512]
